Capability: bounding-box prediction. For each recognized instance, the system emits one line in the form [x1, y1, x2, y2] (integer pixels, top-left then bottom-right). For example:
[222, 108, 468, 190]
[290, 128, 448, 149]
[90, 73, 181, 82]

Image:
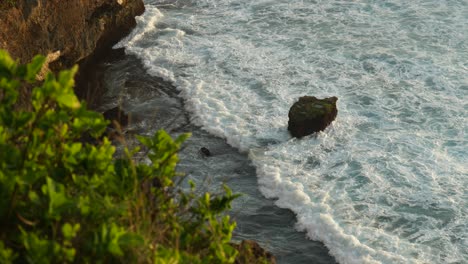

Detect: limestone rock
[36, 50, 61, 81]
[288, 96, 338, 138]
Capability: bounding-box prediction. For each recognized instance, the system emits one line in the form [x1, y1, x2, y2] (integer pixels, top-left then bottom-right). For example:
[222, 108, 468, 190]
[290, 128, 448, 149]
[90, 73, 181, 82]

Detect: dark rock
[200, 147, 211, 157]
[233, 240, 276, 264]
[103, 106, 129, 128]
[288, 96, 338, 138]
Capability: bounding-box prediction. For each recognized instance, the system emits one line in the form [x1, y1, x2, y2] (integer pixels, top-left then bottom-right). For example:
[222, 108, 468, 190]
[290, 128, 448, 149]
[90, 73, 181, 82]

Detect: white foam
[121, 1, 467, 263]
[115, 6, 164, 49]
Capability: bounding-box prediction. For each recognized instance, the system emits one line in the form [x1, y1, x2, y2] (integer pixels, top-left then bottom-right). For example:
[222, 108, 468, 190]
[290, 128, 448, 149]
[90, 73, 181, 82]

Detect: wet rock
[200, 147, 211, 157]
[288, 96, 338, 138]
[233, 240, 276, 264]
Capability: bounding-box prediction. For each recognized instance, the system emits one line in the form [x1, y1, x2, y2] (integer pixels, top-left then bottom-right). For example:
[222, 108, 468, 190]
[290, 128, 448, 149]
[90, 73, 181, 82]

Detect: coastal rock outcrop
[0, 0, 144, 97]
[288, 96, 338, 138]
[233, 240, 276, 264]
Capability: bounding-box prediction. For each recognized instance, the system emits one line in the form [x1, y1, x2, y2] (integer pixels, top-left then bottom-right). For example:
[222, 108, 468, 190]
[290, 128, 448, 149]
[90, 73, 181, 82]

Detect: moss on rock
[233, 240, 276, 264]
[288, 96, 338, 138]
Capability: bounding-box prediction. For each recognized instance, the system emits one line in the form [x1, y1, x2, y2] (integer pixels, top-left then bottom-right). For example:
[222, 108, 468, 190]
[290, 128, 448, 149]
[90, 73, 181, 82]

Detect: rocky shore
[91, 49, 337, 264]
[0, 1, 285, 262]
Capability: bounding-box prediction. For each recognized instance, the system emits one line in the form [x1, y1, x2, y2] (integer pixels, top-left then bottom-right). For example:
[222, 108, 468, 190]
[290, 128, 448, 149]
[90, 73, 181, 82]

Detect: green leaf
[118, 233, 144, 248]
[28, 191, 40, 205]
[62, 224, 73, 239]
[56, 94, 80, 109]
[175, 132, 191, 145]
[57, 66, 78, 91]
[77, 195, 90, 215]
[107, 225, 125, 256]
[136, 135, 152, 148]
[0, 241, 16, 263]
[62, 223, 80, 240]
[45, 177, 70, 220]
[0, 50, 16, 78]
[25, 55, 46, 82]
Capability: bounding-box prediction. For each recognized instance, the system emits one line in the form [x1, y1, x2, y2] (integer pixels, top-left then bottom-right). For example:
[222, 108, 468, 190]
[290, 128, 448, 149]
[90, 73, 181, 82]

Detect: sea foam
[119, 1, 467, 263]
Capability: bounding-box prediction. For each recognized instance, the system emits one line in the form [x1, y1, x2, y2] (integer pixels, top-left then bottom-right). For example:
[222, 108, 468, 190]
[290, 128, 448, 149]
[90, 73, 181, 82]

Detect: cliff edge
[0, 0, 144, 98]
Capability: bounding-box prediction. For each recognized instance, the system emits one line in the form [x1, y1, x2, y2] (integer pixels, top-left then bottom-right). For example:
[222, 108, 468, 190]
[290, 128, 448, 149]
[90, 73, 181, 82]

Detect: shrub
[0, 49, 240, 263]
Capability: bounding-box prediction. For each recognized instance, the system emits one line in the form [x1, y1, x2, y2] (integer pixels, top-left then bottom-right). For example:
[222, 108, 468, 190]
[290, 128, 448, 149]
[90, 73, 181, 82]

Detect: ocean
[113, 0, 467, 263]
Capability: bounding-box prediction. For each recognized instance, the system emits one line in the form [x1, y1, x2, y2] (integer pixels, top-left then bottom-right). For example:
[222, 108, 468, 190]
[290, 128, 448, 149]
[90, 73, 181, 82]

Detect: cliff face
[0, 0, 144, 101]
[0, 0, 144, 68]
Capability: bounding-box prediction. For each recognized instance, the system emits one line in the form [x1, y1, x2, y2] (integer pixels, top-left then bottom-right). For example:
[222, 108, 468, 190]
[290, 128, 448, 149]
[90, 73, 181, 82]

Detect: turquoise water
[118, 1, 467, 263]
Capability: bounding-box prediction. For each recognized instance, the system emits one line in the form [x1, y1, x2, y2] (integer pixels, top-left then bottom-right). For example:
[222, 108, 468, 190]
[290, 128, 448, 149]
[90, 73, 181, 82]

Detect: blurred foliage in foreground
[0, 49, 242, 263]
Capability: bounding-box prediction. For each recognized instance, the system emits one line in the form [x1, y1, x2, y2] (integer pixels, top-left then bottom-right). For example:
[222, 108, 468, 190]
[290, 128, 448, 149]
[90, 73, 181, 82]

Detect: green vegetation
[0, 49, 243, 263]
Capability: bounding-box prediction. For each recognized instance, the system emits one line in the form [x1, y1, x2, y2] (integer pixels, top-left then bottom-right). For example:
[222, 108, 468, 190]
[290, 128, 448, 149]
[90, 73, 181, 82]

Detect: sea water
[116, 0, 467, 263]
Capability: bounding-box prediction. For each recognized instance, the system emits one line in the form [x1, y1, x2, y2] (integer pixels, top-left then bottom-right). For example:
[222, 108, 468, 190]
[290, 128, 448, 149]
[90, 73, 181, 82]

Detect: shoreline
[91, 48, 338, 264]
[1, 1, 337, 262]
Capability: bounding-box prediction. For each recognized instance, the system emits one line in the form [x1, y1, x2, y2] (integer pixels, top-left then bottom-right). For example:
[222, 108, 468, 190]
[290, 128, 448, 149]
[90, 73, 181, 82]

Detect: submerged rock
[200, 147, 211, 157]
[288, 96, 338, 138]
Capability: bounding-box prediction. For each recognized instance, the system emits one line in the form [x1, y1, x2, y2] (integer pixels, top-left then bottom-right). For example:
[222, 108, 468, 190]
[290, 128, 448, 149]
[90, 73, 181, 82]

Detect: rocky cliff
[0, 0, 144, 99]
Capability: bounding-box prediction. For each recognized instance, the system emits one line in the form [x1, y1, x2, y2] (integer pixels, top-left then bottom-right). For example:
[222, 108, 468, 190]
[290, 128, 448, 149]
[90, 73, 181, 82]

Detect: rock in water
[233, 240, 276, 264]
[200, 147, 212, 157]
[288, 96, 338, 138]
